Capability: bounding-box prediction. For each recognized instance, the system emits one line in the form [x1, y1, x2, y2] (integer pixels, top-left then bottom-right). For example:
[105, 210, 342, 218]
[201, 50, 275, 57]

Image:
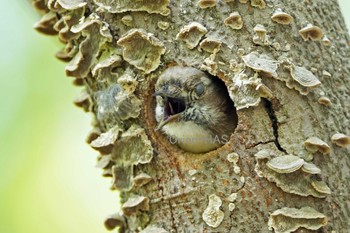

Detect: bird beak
[154, 86, 186, 131]
[155, 113, 181, 131]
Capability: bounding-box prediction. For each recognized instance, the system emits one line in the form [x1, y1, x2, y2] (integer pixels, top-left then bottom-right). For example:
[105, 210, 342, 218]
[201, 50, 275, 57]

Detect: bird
[154, 66, 237, 153]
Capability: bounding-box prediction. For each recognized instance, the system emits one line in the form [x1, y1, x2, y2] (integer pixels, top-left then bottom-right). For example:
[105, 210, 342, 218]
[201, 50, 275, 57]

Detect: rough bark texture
[33, 0, 350, 232]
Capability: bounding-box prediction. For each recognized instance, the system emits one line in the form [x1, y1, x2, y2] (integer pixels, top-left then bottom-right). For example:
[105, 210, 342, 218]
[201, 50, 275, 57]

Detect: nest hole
[143, 66, 238, 161]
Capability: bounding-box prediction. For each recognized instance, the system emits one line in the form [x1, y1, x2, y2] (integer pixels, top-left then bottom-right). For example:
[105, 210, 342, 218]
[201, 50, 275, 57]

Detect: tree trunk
[33, 0, 350, 232]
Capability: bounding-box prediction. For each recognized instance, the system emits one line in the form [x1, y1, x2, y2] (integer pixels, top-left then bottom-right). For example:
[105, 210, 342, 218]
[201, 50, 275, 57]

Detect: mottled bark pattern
[33, 0, 350, 232]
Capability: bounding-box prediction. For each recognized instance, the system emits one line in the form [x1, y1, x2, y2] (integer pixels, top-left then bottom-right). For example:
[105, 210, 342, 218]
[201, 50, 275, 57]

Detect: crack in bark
[262, 99, 287, 154]
[150, 187, 198, 204]
[227, 179, 247, 232]
[156, 177, 178, 232]
[245, 139, 275, 149]
[168, 200, 178, 233]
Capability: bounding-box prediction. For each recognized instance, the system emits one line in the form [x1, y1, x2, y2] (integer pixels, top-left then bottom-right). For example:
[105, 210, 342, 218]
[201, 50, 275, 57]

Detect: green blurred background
[0, 1, 117, 233]
[0, 1, 349, 233]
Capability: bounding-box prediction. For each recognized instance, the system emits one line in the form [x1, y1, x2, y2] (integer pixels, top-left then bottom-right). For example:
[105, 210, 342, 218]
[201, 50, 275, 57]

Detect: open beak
[154, 93, 186, 131]
[155, 113, 181, 131]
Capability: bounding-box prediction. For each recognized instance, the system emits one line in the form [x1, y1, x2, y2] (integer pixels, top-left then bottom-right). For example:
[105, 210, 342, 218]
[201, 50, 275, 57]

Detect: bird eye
[194, 83, 205, 96]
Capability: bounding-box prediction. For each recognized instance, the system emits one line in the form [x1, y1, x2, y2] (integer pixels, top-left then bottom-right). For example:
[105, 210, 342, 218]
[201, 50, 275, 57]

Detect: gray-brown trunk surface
[33, 0, 350, 232]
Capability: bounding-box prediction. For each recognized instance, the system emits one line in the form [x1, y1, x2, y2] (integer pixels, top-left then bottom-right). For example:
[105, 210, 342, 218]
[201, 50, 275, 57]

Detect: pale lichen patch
[239, 176, 245, 183]
[299, 24, 324, 41]
[86, 127, 102, 144]
[228, 72, 268, 110]
[96, 154, 112, 169]
[251, 0, 266, 9]
[199, 38, 222, 53]
[227, 152, 239, 163]
[304, 137, 330, 154]
[256, 83, 273, 99]
[271, 10, 293, 25]
[331, 133, 350, 148]
[57, 0, 87, 10]
[322, 36, 331, 46]
[93, 0, 170, 16]
[53, 8, 84, 43]
[198, 0, 217, 9]
[140, 226, 168, 233]
[176, 22, 208, 49]
[73, 89, 92, 112]
[301, 162, 321, 174]
[110, 125, 153, 191]
[229, 59, 239, 72]
[70, 14, 112, 39]
[117, 29, 165, 74]
[95, 83, 142, 124]
[201, 57, 218, 75]
[253, 24, 270, 46]
[111, 165, 133, 191]
[228, 203, 236, 211]
[47, 1, 63, 12]
[202, 194, 224, 228]
[224, 12, 243, 30]
[318, 96, 332, 106]
[290, 66, 321, 88]
[114, 125, 154, 165]
[118, 74, 139, 94]
[32, 0, 48, 12]
[55, 41, 79, 62]
[311, 180, 331, 195]
[92, 54, 123, 77]
[34, 12, 58, 35]
[228, 73, 260, 109]
[227, 152, 241, 174]
[133, 173, 153, 187]
[157, 21, 170, 30]
[90, 125, 121, 154]
[227, 193, 238, 202]
[66, 14, 112, 78]
[322, 70, 332, 78]
[237, 48, 245, 56]
[266, 155, 305, 174]
[104, 212, 126, 231]
[242, 52, 278, 77]
[122, 196, 150, 216]
[255, 149, 271, 160]
[276, 62, 318, 94]
[268, 207, 328, 233]
[188, 169, 198, 176]
[121, 15, 133, 27]
[254, 150, 330, 198]
[254, 24, 267, 38]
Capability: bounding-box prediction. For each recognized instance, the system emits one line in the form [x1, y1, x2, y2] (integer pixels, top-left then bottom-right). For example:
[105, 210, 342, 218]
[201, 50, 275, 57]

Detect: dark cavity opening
[165, 97, 186, 118]
[209, 73, 238, 135]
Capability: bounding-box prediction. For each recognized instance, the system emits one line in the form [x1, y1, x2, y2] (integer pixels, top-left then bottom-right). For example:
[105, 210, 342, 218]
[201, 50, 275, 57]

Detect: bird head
[154, 66, 212, 130]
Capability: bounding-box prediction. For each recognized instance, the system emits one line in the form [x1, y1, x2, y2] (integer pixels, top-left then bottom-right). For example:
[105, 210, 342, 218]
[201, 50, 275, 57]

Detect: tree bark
[33, 0, 350, 232]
